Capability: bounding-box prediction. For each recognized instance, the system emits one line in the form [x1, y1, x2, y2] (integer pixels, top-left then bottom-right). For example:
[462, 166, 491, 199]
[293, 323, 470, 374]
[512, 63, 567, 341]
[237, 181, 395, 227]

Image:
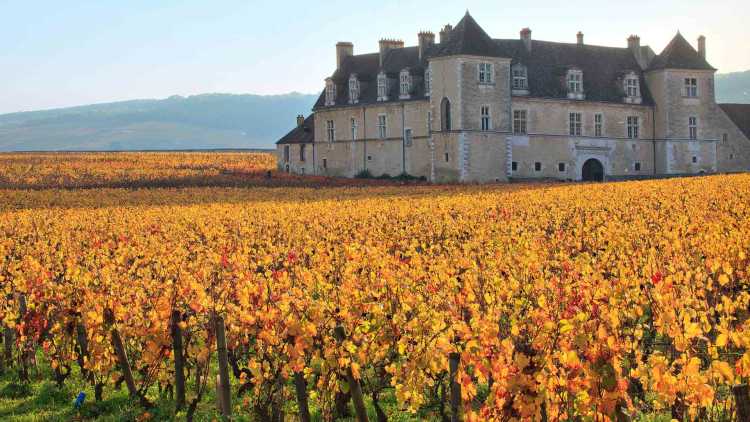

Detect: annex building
[277, 12, 750, 182]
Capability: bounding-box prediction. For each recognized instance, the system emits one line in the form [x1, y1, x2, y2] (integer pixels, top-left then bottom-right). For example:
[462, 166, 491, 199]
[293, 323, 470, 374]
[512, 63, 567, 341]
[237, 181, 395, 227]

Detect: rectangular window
[478, 63, 493, 84]
[323, 158, 327, 169]
[568, 71, 583, 93]
[404, 128, 413, 147]
[634, 161, 641, 172]
[425, 68, 432, 97]
[513, 110, 527, 135]
[511, 161, 518, 172]
[558, 162, 566, 172]
[326, 120, 335, 143]
[350, 118, 357, 140]
[445, 152, 449, 162]
[569, 112, 582, 136]
[534, 162, 542, 172]
[685, 78, 698, 97]
[299, 144, 306, 162]
[367, 155, 372, 161]
[626, 78, 639, 97]
[378, 114, 387, 139]
[377, 75, 388, 101]
[427, 111, 432, 134]
[480, 106, 491, 131]
[627, 116, 639, 139]
[512, 67, 527, 90]
[594, 113, 603, 137]
[689, 117, 698, 140]
[692, 156, 698, 163]
[283, 145, 290, 162]
[723, 133, 728, 143]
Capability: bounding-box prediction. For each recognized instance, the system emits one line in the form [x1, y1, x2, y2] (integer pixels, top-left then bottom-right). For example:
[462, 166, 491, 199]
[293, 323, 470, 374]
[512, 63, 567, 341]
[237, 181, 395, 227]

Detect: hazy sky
[2, 0, 748, 114]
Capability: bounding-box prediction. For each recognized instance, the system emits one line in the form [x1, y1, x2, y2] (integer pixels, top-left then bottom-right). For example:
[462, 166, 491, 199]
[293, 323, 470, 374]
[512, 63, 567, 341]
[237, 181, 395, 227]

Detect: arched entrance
[581, 158, 604, 182]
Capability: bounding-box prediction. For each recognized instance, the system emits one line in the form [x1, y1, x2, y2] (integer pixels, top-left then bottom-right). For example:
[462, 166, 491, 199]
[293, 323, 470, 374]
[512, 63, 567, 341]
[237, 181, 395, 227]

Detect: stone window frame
[684, 77, 699, 98]
[399, 69, 412, 100]
[326, 120, 335, 144]
[299, 144, 307, 162]
[425, 65, 432, 97]
[689, 116, 698, 140]
[377, 72, 388, 102]
[558, 162, 566, 173]
[634, 161, 642, 172]
[569, 112, 582, 136]
[348, 74, 360, 104]
[511, 161, 518, 172]
[283, 145, 290, 163]
[513, 109, 528, 135]
[567, 69, 584, 99]
[325, 78, 336, 106]
[723, 133, 729, 143]
[534, 162, 542, 172]
[512, 64, 528, 90]
[692, 155, 698, 164]
[594, 113, 604, 137]
[404, 127, 413, 147]
[377, 114, 388, 139]
[427, 111, 432, 135]
[627, 116, 640, 139]
[350, 117, 358, 141]
[480, 105, 492, 131]
[478, 62, 494, 84]
[323, 158, 327, 170]
[623, 72, 642, 104]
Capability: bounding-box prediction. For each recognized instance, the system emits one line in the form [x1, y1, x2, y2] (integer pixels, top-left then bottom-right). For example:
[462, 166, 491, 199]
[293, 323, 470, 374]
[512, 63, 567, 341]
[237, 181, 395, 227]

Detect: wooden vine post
[734, 384, 750, 422]
[294, 371, 311, 422]
[76, 322, 91, 380]
[334, 325, 369, 422]
[3, 325, 12, 368]
[214, 313, 232, 420]
[449, 352, 462, 422]
[171, 310, 186, 411]
[104, 308, 138, 399]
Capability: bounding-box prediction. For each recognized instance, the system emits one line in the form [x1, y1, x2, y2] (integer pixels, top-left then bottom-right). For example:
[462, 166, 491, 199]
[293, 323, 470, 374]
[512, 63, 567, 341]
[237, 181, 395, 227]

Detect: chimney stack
[627, 35, 641, 52]
[297, 115, 305, 127]
[379, 39, 404, 67]
[439, 24, 453, 44]
[418, 31, 435, 61]
[698, 35, 706, 59]
[336, 42, 353, 70]
[520, 28, 532, 52]
[577, 31, 584, 45]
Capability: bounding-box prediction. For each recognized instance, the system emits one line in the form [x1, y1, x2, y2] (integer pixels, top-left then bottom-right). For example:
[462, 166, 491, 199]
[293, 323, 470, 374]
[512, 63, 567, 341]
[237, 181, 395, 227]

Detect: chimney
[418, 31, 435, 61]
[336, 42, 353, 70]
[379, 39, 404, 67]
[439, 24, 453, 43]
[627, 35, 641, 52]
[520, 28, 532, 52]
[296, 115, 305, 127]
[698, 35, 706, 59]
[577, 31, 584, 45]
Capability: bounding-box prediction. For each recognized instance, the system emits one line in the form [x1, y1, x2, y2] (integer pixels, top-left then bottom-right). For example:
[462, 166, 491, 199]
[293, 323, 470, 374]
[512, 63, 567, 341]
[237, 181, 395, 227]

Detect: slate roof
[432, 12, 508, 58]
[276, 115, 314, 145]
[719, 104, 750, 140]
[648, 32, 715, 71]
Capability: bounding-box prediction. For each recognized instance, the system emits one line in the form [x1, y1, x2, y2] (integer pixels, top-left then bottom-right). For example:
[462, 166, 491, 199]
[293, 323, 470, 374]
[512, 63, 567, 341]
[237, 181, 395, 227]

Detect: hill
[716, 71, 750, 104]
[0, 93, 318, 152]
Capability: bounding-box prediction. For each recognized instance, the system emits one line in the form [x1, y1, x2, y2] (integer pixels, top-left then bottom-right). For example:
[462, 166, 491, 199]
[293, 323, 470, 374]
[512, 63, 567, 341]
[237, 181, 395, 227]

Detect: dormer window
[377, 72, 388, 102]
[348, 74, 360, 104]
[512, 65, 528, 91]
[478, 62, 494, 84]
[325, 78, 336, 106]
[425, 66, 432, 97]
[567, 69, 584, 100]
[623, 72, 642, 104]
[399, 69, 412, 100]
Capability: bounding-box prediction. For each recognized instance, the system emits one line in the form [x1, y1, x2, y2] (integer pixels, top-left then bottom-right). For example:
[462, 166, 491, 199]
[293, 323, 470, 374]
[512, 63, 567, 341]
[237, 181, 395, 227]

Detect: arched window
[348, 74, 359, 104]
[441, 97, 451, 131]
[325, 78, 336, 106]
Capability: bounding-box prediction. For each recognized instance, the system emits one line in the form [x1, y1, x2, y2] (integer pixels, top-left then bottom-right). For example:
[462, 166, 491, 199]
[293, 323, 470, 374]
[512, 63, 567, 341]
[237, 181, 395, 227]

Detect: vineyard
[0, 152, 749, 421]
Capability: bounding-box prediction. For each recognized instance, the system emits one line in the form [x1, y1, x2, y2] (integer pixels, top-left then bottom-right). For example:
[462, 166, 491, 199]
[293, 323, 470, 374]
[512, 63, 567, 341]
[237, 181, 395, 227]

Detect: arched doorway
[581, 158, 604, 182]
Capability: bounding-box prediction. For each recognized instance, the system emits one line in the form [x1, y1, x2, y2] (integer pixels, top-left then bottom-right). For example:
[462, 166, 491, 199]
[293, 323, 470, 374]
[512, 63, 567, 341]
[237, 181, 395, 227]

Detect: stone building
[276, 12, 750, 182]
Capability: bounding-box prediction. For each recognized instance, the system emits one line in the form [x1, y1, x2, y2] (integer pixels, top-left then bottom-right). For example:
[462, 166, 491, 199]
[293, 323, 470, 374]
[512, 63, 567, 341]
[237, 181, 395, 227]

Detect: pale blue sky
[2, 0, 748, 114]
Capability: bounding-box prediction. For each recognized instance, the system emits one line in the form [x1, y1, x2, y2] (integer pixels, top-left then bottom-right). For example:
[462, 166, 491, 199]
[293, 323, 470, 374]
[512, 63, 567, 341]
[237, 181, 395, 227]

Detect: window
[367, 155, 373, 161]
[326, 120, 335, 143]
[569, 112, 582, 136]
[445, 152, 450, 162]
[348, 75, 359, 104]
[283, 145, 290, 163]
[480, 106, 491, 131]
[350, 118, 357, 140]
[377, 114, 387, 139]
[511, 161, 518, 172]
[627, 116, 639, 139]
[689, 117, 698, 140]
[513, 110, 527, 135]
[299, 144, 306, 162]
[425, 67, 432, 97]
[399, 69, 411, 99]
[625, 75, 640, 98]
[730, 153, 734, 160]
[479, 62, 494, 84]
[692, 156, 698, 164]
[558, 162, 566, 172]
[323, 158, 327, 169]
[441, 98, 451, 131]
[512, 65, 528, 90]
[634, 162, 642, 172]
[377, 72, 388, 101]
[534, 162, 542, 172]
[684, 78, 698, 97]
[427, 111, 432, 134]
[594, 113, 603, 137]
[404, 128, 413, 147]
[723, 133, 728, 143]
[325, 79, 336, 106]
[567, 70, 583, 94]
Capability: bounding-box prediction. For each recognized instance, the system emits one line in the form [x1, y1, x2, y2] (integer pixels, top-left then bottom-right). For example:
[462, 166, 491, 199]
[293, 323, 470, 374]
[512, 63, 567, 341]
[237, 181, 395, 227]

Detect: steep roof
[648, 32, 715, 71]
[432, 12, 505, 58]
[719, 104, 750, 140]
[276, 115, 314, 145]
